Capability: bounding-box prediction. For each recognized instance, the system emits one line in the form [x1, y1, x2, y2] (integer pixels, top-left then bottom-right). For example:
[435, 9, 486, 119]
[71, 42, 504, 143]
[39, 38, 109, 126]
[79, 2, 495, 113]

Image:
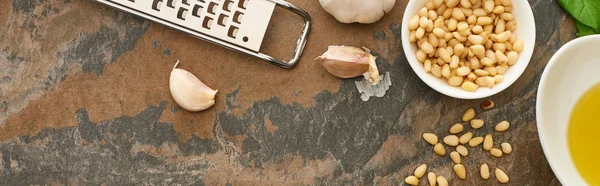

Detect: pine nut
[405, 176, 419, 186]
[496, 64, 509, 75]
[409, 31, 417, 42]
[428, 172, 437, 186]
[493, 43, 506, 53]
[453, 32, 468, 42]
[454, 164, 467, 180]
[495, 120, 510, 132]
[470, 45, 485, 58]
[480, 164, 490, 179]
[484, 66, 498, 76]
[433, 28, 446, 38]
[423, 133, 439, 145]
[414, 164, 428, 178]
[468, 35, 484, 45]
[443, 8, 453, 19]
[460, 0, 472, 8]
[477, 16, 493, 25]
[424, 60, 432, 72]
[434, 143, 446, 156]
[457, 145, 469, 156]
[475, 77, 488, 87]
[419, 7, 428, 17]
[417, 50, 427, 62]
[425, 1, 435, 10]
[469, 137, 484, 147]
[432, 64, 442, 77]
[480, 57, 494, 67]
[462, 108, 475, 121]
[481, 100, 495, 110]
[446, 0, 460, 8]
[467, 72, 477, 81]
[474, 69, 490, 76]
[484, 0, 495, 13]
[490, 148, 503, 157]
[459, 132, 473, 144]
[438, 48, 452, 62]
[429, 34, 439, 48]
[472, 25, 484, 34]
[442, 64, 451, 78]
[506, 20, 517, 32]
[483, 134, 493, 150]
[500, 13, 514, 21]
[443, 135, 460, 146]
[470, 57, 481, 69]
[485, 76, 495, 88]
[437, 176, 448, 186]
[473, 8, 486, 16]
[452, 8, 466, 21]
[501, 142, 513, 154]
[470, 119, 485, 128]
[493, 6, 505, 14]
[507, 51, 519, 65]
[467, 15, 477, 25]
[450, 151, 461, 164]
[456, 66, 471, 76]
[448, 76, 464, 86]
[416, 27, 425, 39]
[434, 0, 444, 8]
[409, 15, 420, 30]
[495, 168, 509, 183]
[513, 39, 523, 52]
[494, 75, 504, 83]
[500, 0, 511, 6]
[428, 10, 438, 20]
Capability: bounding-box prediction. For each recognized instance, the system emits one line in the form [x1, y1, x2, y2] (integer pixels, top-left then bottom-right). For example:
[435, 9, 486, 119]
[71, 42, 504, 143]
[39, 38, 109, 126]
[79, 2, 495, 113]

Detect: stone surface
[0, 0, 573, 185]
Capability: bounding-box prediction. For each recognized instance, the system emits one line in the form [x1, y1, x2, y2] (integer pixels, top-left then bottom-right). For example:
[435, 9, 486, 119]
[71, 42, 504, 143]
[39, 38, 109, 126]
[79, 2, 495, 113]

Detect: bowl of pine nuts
[401, 0, 535, 99]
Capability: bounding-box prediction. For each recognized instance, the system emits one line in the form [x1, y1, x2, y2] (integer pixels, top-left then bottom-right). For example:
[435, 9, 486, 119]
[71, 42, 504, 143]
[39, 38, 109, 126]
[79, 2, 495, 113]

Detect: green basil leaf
[576, 20, 598, 37]
[558, 0, 600, 30]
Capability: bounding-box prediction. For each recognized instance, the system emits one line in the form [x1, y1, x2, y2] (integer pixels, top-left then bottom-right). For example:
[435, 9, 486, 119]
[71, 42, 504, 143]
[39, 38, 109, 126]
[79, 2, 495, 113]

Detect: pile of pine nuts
[405, 100, 513, 185]
[408, 0, 524, 92]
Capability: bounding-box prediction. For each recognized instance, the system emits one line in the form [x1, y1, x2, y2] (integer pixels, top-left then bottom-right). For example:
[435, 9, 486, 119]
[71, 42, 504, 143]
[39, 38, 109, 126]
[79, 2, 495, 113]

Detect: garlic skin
[170, 61, 217, 112]
[319, 0, 395, 24]
[316, 46, 381, 84]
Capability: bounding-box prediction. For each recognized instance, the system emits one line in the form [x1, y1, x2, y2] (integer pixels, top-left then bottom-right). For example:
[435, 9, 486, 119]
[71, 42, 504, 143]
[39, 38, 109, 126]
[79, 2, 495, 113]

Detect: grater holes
[207, 2, 217, 15]
[238, 0, 248, 9]
[177, 8, 188, 20]
[192, 5, 203, 17]
[152, 0, 163, 11]
[223, 0, 234, 12]
[233, 11, 243, 23]
[227, 26, 238, 38]
[217, 14, 228, 26]
[202, 17, 214, 29]
[166, 0, 176, 8]
[242, 36, 248, 42]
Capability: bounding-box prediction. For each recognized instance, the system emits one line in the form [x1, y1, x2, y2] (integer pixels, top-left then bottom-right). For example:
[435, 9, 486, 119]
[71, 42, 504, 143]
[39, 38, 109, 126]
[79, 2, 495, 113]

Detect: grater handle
[93, 0, 311, 69]
[264, 0, 311, 68]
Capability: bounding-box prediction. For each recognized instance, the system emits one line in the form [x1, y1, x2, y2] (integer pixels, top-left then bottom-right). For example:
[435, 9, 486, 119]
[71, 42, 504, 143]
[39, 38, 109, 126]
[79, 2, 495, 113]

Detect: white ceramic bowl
[401, 0, 536, 99]
[537, 35, 600, 185]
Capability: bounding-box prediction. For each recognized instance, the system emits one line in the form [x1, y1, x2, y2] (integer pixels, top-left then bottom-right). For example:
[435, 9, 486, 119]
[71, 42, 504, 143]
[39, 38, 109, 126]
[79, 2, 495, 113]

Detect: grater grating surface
[94, 0, 311, 68]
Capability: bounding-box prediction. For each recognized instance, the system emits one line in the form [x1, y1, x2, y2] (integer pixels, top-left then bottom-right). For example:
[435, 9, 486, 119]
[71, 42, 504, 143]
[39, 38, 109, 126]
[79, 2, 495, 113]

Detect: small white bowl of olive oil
[537, 34, 600, 185]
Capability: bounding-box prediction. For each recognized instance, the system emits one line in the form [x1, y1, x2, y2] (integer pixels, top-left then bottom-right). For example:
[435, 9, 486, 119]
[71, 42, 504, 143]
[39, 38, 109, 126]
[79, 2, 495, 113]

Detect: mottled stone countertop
[0, 0, 574, 185]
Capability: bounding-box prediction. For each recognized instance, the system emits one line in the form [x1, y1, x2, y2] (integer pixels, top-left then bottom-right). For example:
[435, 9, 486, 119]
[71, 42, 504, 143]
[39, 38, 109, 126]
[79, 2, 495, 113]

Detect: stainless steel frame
[93, 0, 311, 68]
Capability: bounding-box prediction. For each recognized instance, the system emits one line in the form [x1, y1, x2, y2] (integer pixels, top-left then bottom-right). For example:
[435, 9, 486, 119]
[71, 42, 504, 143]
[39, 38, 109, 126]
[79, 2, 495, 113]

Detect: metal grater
[94, 0, 311, 68]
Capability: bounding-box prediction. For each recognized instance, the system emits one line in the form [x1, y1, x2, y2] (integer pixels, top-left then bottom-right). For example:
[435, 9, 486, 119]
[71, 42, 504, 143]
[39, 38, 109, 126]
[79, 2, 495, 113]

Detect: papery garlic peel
[316, 46, 381, 84]
[170, 61, 217, 112]
[319, 0, 395, 24]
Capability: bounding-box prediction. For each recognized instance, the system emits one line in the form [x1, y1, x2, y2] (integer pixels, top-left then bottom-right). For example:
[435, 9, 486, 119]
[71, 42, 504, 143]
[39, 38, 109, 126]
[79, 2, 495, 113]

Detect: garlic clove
[319, 0, 396, 24]
[169, 61, 218, 112]
[317, 46, 381, 84]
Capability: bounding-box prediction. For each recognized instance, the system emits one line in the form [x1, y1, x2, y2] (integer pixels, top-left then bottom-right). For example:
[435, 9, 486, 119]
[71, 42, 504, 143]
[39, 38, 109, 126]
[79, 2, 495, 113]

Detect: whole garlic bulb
[319, 0, 396, 24]
[170, 61, 218, 112]
[316, 46, 380, 84]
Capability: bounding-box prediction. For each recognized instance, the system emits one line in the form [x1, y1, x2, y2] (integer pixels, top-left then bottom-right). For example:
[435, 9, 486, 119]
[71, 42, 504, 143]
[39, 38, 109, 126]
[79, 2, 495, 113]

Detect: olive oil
[569, 83, 600, 185]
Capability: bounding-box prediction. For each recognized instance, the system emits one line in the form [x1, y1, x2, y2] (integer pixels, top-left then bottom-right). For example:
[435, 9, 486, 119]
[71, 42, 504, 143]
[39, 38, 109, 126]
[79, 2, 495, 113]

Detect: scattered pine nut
[469, 137, 484, 147]
[454, 164, 467, 180]
[481, 100, 495, 109]
[483, 134, 493, 150]
[495, 120, 510, 132]
[480, 163, 490, 179]
[470, 119, 485, 129]
[443, 135, 460, 146]
[495, 168, 509, 183]
[437, 176, 448, 186]
[449, 123, 464, 134]
[427, 172, 437, 186]
[415, 164, 428, 178]
[490, 148, 503, 157]
[459, 132, 473, 144]
[456, 145, 469, 156]
[462, 108, 475, 121]
[405, 175, 419, 186]
[450, 151, 461, 164]
[434, 143, 446, 156]
[423, 133, 439, 145]
[501, 142, 512, 154]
